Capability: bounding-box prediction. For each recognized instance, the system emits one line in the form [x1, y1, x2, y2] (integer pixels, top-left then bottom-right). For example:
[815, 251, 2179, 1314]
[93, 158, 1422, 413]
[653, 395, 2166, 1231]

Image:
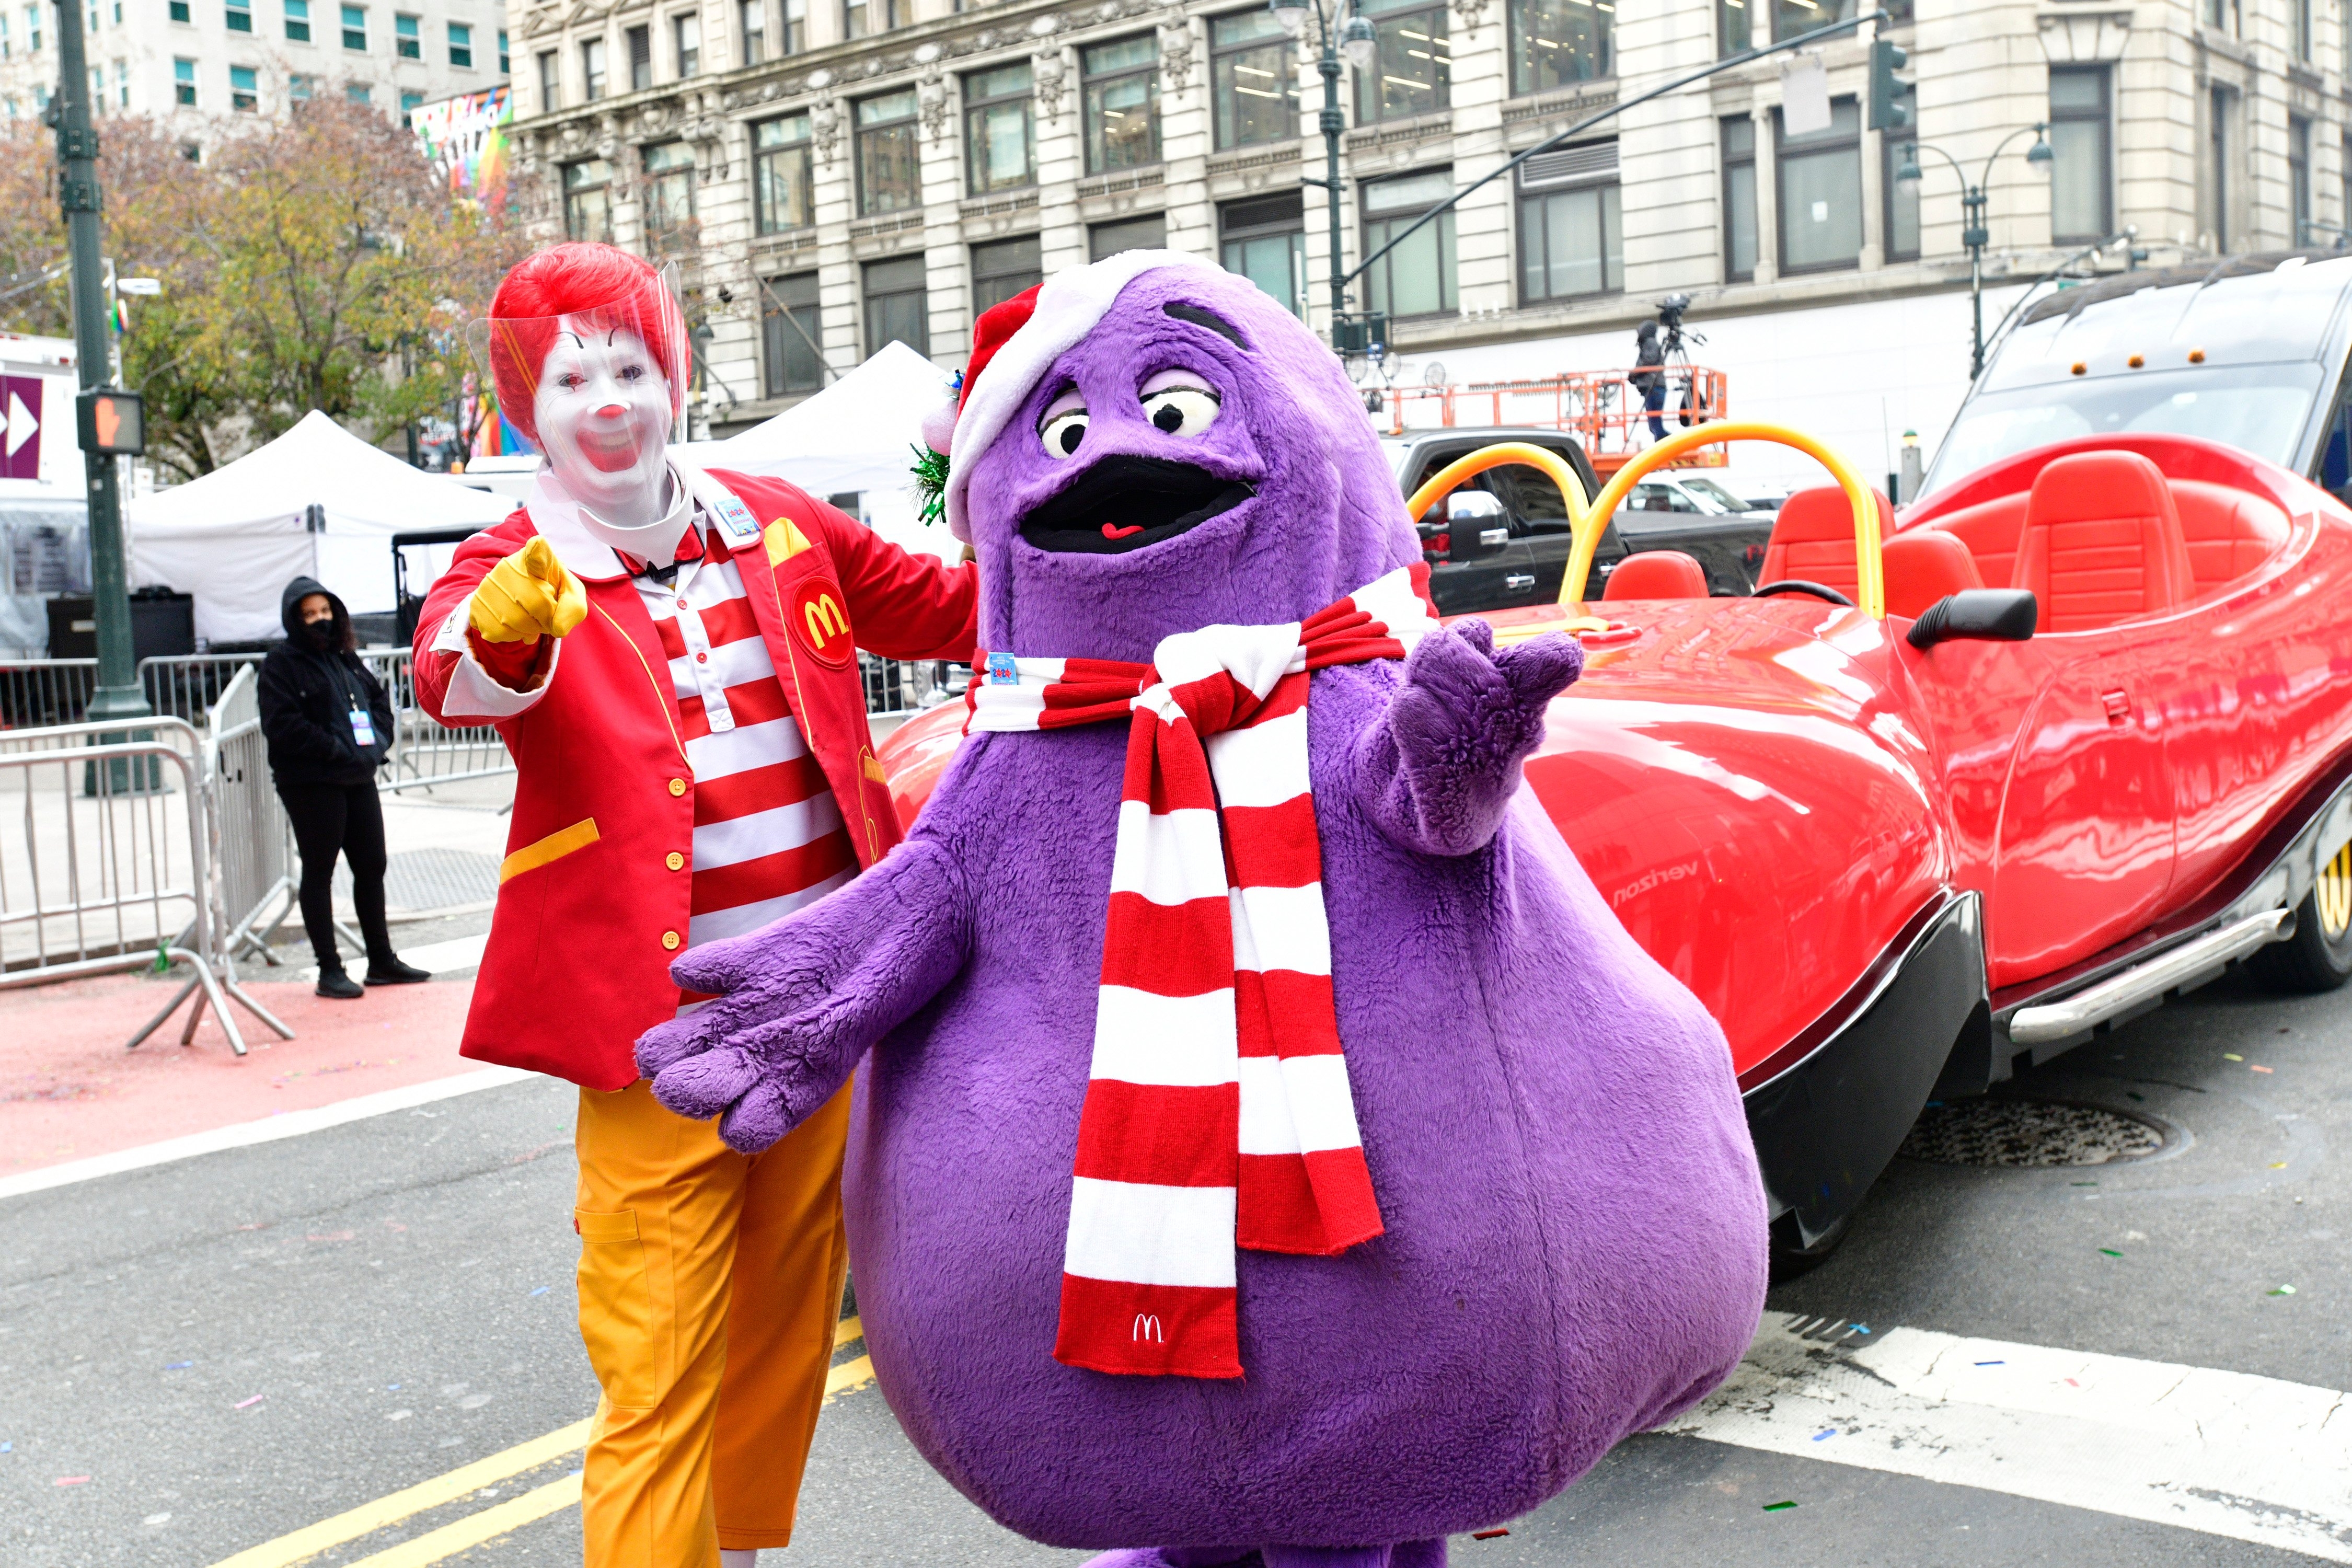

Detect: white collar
[526, 458, 714, 582]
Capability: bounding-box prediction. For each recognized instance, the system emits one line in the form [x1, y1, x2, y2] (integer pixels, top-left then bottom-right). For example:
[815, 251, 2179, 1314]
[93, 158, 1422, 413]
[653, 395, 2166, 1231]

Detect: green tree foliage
[0, 98, 522, 482]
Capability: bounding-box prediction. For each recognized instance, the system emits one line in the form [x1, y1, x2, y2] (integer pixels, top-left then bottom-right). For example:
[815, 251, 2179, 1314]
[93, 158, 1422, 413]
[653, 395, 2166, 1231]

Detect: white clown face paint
[533, 319, 676, 543]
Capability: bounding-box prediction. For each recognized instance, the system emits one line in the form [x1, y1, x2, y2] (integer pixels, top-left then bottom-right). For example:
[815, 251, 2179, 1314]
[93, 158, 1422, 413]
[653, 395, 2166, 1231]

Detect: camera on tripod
[1656, 293, 1692, 353]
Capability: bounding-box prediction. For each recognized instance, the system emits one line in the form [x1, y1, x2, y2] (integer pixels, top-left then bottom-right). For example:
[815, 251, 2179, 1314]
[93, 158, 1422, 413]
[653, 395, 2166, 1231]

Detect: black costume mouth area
[1017, 455, 1255, 555]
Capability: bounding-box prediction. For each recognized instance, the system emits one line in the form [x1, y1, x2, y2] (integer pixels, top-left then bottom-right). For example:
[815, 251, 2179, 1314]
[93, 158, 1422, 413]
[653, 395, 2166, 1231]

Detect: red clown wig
[487, 244, 687, 448]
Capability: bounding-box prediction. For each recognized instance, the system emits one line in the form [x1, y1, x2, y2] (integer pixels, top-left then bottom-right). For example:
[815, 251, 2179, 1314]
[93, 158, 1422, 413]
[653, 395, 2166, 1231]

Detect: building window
[345, 81, 370, 102]
[394, 10, 417, 56]
[1089, 213, 1167, 260]
[1362, 167, 1457, 318]
[115, 57, 129, 105]
[627, 23, 650, 89]
[230, 63, 258, 109]
[563, 158, 613, 241]
[2209, 86, 2231, 250]
[284, 0, 308, 41]
[174, 55, 197, 104]
[1882, 83, 1918, 261]
[752, 113, 814, 234]
[400, 88, 422, 115]
[762, 272, 824, 396]
[643, 142, 696, 250]
[448, 19, 470, 66]
[673, 13, 698, 75]
[972, 234, 1042, 312]
[1774, 0, 1857, 40]
[1509, 0, 1606, 96]
[1082, 36, 1159, 174]
[2294, 0, 2313, 61]
[781, 0, 803, 52]
[740, 0, 765, 64]
[862, 256, 928, 356]
[1717, 0, 1749, 56]
[538, 49, 559, 110]
[1220, 191, 1304, 316]
[25, 4, 37, 48]
[1722, 114, 1756, 281]
[2047, 66, 2111, 244]
[1516, 141, 1621, 302]
[2290, 114, 2313, 244]
[1210, 10, 1297, 151]
[1775, 96, 1862, 273]
[845, 0, 896, 38]
[290, 70, 313, 98]
[340, 3, 362, 48]
[582, 37, 606, 100]
[1358, 0, 1447, 124]
[498, 28, 506, 70]
[171, 1, 191, 24]
[226, 0, 251, 31]
[964, 64, 1036, 194]
[856, 88, 920, 215]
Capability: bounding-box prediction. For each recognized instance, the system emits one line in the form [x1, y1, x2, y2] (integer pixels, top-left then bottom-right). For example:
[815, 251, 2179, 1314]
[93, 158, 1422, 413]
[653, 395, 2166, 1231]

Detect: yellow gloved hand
[468, 536, 587, 644]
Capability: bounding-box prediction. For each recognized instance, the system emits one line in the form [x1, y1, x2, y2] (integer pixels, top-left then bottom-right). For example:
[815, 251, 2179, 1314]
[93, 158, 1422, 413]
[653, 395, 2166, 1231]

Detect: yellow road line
[825, 1354, 875, 1401]
[835, 1313, 862, 1348]
[206, 1420, 591, 1568]
[340, 1473, 583, 1568]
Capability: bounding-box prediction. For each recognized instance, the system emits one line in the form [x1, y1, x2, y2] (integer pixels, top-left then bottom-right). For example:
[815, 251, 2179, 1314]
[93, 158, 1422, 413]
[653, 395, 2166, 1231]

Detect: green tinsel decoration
[910, 442, 951, 525]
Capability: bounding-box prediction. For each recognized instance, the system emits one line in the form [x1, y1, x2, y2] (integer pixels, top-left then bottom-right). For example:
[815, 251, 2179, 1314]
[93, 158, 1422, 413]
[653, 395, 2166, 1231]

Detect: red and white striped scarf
[964, 563, 1442, 1378]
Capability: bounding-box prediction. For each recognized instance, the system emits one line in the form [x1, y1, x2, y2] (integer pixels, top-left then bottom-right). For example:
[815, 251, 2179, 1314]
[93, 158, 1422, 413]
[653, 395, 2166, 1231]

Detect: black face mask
[299, 618, 335, 650]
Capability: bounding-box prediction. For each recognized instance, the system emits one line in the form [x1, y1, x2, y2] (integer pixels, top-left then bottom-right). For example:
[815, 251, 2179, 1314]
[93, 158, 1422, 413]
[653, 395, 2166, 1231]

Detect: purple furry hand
[633, 836, 972, 1152]
[1356, 620, 1582, 857]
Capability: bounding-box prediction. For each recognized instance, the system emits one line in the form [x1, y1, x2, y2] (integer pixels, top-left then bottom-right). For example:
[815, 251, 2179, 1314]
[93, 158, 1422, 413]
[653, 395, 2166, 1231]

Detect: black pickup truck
[1385, 428, 1772, 616]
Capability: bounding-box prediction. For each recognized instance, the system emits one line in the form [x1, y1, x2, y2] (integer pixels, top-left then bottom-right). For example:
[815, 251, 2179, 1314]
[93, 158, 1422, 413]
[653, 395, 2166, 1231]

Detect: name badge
[707, 488, 762, 544]
[986, 652, 1020, 686]
[349, 707, 377, 747]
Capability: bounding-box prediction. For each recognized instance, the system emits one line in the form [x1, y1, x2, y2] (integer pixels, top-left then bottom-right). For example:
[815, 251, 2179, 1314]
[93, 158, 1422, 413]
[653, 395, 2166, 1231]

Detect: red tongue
[1101, 523, 1145, 540]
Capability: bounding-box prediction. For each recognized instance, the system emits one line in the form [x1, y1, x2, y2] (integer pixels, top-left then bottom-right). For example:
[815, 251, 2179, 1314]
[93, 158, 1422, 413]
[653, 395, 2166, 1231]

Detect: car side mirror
[1445, 490, 1508, 562]
[1907, 588, 2038, 650]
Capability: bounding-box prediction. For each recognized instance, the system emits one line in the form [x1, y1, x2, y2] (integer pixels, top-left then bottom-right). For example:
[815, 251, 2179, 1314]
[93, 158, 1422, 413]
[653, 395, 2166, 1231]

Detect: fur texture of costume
[636, 260, 1767, 1563]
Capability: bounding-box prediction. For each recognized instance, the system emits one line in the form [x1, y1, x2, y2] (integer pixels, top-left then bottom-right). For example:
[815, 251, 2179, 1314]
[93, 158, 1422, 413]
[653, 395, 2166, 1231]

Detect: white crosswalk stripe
[1667, 1311, 2352, 1561]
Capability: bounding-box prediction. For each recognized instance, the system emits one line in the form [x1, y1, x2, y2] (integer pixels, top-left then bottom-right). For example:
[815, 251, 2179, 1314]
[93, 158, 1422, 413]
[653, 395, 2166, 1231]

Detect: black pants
[276, 778, 394, 974]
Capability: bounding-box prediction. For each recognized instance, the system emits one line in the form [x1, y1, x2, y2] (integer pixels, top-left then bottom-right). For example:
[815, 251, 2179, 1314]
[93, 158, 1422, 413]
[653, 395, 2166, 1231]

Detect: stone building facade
[502, 0, 2352, 441]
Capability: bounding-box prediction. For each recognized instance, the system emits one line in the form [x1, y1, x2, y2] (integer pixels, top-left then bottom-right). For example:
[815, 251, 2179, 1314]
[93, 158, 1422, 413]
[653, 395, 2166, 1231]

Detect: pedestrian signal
[76, 388, 144, 456]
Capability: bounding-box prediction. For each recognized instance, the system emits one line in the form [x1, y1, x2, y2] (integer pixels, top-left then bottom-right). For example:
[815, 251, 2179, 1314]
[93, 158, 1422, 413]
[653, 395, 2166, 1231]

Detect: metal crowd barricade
[859, 654, 969, 723]
[140, 652, 264, 727]
[0, 715, 291, 1056]
[361, 648, 517, 795]
[1, 658, 98, 733]
[203, 664, 362, 967]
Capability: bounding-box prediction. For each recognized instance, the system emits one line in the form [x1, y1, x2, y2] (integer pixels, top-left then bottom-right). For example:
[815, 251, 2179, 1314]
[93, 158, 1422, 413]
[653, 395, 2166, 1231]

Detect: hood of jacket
[281, 575, 352, 652]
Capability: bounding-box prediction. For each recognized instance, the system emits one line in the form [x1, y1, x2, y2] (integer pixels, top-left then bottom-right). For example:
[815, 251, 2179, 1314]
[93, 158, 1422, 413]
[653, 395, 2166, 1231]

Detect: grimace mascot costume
[638, 252, 1768, 1567]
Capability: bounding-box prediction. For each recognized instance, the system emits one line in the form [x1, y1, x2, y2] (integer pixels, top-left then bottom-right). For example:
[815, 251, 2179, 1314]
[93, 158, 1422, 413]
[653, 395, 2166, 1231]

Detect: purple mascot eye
[1040, 407, 1090, 458]
[1141, 383, 1219, 437]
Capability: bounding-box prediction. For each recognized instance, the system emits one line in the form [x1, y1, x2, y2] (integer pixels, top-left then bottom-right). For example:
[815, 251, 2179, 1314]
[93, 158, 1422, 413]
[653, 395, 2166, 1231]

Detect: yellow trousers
[573, 1079, 852, 1566]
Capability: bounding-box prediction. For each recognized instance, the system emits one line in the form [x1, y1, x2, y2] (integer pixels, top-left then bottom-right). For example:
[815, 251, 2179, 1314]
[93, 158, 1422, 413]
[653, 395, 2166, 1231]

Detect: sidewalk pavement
[1, 966, 480, 1178]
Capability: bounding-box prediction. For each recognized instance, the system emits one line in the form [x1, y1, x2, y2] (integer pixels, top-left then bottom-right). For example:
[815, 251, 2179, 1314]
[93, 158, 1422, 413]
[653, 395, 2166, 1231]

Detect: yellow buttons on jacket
[666, 851, 685, 871]
[662, 931, 682, 951]
[668, 777, 687, 797]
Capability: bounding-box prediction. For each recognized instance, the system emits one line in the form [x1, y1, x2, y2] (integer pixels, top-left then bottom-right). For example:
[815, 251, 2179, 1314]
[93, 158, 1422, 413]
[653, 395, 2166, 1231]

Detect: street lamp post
[1271, 0, 1376, 348]
[1897, 124, 2055, 382]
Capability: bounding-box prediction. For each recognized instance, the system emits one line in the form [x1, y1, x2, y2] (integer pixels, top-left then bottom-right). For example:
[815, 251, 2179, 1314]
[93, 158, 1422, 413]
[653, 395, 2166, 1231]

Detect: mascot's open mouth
[1018, 455, 1255, 555]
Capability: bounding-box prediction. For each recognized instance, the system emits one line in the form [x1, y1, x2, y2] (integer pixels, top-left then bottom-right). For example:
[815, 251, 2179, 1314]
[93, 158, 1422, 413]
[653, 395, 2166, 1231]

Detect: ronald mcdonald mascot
[412, 243, 977, 1567]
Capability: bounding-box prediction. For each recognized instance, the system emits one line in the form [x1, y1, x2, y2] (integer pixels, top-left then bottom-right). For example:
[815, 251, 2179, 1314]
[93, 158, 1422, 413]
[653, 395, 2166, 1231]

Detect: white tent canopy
[130, 410, 511, 645]
[679, 340, 959, 563]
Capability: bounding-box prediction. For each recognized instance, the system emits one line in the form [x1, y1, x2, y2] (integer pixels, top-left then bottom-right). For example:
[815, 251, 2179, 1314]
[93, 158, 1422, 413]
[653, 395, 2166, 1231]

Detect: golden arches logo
[789, 574, 855, 669]
[803, 593, 847, 647]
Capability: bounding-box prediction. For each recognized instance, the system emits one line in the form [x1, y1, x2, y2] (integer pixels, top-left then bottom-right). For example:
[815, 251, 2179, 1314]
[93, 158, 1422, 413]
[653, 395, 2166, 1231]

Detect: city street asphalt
[4, 931, 2346, 1568]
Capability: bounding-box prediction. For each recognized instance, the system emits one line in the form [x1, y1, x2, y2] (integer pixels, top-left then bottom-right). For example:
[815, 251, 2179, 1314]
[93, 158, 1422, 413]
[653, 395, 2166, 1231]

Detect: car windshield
[1674, 477, 1749, 512]
[1924, 362, 2323, 495]
[1381, 440, 1414, 482]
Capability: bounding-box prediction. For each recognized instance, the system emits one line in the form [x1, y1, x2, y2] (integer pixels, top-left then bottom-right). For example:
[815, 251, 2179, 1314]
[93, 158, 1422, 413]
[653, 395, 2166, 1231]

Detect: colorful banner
[410, 85, 514, 209]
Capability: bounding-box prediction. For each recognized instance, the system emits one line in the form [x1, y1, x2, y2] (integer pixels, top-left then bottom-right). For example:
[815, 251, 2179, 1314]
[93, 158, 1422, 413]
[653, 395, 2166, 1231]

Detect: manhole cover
[1900, 1099, 2166, 1168]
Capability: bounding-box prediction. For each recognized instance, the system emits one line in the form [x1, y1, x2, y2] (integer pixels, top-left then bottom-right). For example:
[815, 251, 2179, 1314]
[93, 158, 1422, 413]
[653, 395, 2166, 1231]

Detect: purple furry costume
[637, 254, 1767, 1568]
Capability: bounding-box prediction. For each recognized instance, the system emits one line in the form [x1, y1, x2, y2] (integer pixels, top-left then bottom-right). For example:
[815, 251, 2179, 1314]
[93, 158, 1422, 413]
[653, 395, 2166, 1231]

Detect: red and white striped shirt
[636, 520, 857, 999]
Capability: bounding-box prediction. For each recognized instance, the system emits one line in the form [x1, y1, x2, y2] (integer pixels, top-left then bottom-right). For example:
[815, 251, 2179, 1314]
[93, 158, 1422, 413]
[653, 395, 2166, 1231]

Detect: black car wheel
[1766, 1210, 1852, 1283]
[2252, 840, 2352, 993]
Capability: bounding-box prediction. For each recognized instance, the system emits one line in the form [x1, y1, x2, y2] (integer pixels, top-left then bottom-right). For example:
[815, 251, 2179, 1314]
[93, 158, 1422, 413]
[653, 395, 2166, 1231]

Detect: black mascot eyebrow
[1163, 301, 1249, 350]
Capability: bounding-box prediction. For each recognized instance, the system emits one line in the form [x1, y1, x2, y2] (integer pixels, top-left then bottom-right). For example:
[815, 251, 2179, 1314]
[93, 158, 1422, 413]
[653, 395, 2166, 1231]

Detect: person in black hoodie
[257, 577, 428, 998]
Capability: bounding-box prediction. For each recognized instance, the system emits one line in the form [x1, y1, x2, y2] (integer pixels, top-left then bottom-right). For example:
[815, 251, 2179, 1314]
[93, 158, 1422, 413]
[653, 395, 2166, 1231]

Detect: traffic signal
[1867, 38, 1910, 133]
[77, 387, 144, 456]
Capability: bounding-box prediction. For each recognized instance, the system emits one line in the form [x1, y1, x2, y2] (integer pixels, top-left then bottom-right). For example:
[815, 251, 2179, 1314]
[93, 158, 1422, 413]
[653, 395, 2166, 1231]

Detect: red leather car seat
[1923, 492, 2030, 589]
[1758, 486, 1895, 600]
[1881, 529, 1984, 618]
[2015, 451, 2197, 632]
[2168, 478, 2291, 594]
[1602, 549, 1710, 601]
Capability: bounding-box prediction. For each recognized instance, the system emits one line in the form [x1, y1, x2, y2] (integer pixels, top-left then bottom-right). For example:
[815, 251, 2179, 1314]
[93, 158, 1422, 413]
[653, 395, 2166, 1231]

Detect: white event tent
[129, 410, 511, 645]
[681, 339, 958, 564]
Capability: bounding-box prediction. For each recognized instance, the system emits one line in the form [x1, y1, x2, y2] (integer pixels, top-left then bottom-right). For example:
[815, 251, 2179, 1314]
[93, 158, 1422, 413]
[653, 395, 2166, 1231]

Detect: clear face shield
[476, 261, 691, 540]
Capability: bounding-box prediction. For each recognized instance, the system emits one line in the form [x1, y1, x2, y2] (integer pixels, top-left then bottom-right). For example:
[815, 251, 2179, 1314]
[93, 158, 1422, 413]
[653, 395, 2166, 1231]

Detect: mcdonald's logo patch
[790, 575, 854, 668]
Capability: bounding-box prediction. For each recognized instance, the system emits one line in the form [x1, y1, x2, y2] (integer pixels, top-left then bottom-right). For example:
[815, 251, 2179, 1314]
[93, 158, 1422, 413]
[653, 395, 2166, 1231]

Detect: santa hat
[919, 249, 1223, 543]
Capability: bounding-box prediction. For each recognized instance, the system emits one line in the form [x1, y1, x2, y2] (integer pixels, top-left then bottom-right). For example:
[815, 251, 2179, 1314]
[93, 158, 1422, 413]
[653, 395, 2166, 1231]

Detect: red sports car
[877, 431, 2352, 1273]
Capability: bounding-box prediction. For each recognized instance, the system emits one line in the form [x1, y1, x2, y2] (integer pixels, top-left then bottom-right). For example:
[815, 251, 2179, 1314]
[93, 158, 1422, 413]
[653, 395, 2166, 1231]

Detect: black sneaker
[316, 969, 365, 1000]
[364, 960, 432, 986]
